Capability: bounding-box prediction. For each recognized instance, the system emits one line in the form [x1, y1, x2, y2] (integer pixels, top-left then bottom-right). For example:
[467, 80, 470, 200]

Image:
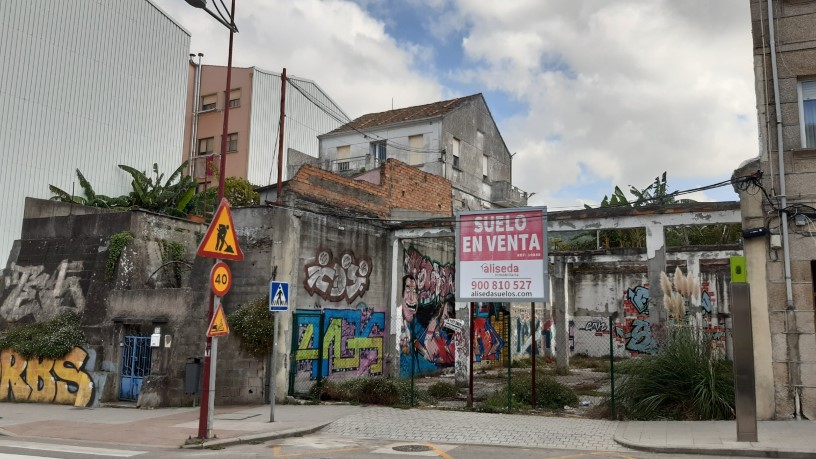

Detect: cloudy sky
[153, 0, 757, 209]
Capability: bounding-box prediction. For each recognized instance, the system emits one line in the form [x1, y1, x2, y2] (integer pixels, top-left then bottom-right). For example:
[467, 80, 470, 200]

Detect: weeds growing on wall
[228, 296, 275, 359]
[0, 312, 85, 359]
[310, 377, 434, 406]
[158, 239, 186, 287]
[105, 231, 134, 281]
[613, 326, 735, 420]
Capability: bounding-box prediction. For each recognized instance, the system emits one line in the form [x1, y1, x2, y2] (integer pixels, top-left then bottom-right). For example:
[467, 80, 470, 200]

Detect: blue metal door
[120, 336, 152, 401]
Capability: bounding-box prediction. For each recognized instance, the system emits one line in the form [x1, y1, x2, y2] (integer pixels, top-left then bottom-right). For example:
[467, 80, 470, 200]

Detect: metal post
[468, 302, 474, 409]
[506, 308, 512, 412]
[317, 312, 325, 385]
[197, 0, 235, 440]
[531, 302, 536, 408]
[410, 321, 416, 406]
[270, 314, 279, 422]
[207, 336, 218, 435]
[609, 314, 616, 420]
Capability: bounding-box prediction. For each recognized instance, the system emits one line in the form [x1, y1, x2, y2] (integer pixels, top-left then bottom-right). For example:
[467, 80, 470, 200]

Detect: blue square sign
[269, 281, 289, 312]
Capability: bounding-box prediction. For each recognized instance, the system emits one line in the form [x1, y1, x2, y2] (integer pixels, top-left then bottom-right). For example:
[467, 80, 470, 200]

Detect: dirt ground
[411, 359, 612, 417]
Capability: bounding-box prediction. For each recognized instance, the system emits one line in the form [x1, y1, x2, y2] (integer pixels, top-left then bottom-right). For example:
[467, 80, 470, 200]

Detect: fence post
[317, 312, 325, 386]
[506, 308, 512, 413]
[531, 302, 536, 408]
[468, 302, 474, 409]
[410, 320, 416, 406]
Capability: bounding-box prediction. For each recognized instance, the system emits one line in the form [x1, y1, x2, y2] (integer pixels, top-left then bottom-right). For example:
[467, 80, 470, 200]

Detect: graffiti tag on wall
[0, 347, 95, 407]
[1, 261, 85, 322]
[303, 249, 372, 303]
[294, 305, 385, 383]
[400, 247, 457, 377]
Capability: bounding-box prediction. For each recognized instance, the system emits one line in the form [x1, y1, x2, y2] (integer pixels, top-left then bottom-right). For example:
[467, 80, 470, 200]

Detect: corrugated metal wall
[248, 69, 349, 187]
[0, 0, 190, 265]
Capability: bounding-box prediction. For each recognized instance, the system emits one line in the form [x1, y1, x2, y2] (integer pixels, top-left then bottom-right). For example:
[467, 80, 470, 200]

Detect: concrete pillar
[645, 222, 667, 326]
[454, 301, 470, 388]
[553, 256, 568, 370]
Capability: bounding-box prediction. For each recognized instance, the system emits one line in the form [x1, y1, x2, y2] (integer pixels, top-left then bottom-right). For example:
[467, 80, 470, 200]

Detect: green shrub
[309, 377, 432, 406]
[228, 296, 275, 358]
[427, 381, 459, 399]
[613, 326, 734, 420]
[0, 312, 85, 359]
[478, 373, 579, 412]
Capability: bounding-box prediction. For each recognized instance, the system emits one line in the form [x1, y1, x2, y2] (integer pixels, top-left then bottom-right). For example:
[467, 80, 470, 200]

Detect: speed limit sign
[210, 262, 232, 297]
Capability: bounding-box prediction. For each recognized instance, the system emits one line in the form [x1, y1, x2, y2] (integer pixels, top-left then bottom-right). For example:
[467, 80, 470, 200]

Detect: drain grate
[392, 445, 433, 452]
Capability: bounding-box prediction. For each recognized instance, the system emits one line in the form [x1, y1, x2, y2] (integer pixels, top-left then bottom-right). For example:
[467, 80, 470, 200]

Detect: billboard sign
[456, 207, 548, 302]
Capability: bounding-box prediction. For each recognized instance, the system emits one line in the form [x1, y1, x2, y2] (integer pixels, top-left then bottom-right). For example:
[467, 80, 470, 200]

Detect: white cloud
[449, 0, 757, 207]
[151, 0, 443, 117]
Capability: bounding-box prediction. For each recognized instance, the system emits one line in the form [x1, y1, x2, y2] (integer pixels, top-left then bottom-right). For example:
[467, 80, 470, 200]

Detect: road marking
[0, 455, 59, 459]
[0, 440, 146, 457]
[425, 442, 453, 459]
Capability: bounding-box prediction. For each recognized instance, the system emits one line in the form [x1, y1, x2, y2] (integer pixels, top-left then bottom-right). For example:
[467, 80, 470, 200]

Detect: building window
[476, 130, 485, 150]
[198, 137, 215, 156]
[452, 138, 460, 169]
[227, 133, 238, 152]
[229, 89, 241, 109]
[201, 94, 217, 111]
[799, 80, 816, 148]
[483, 154, 488, 180]
[372, 141, 387, 163]
[408, 134, 423, 165]
[338, 162, 350, 172]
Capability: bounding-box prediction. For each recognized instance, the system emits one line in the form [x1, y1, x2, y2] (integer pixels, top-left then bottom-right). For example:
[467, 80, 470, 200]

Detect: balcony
[321, 155, 371, 177]
[491, 180, 528, 207]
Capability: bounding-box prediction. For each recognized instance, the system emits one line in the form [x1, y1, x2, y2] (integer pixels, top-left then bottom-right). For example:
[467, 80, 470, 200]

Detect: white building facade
[0, 0, 190, 266]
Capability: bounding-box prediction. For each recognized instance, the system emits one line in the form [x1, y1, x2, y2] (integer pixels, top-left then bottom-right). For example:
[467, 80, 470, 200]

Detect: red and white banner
[456, 208, 548, 302]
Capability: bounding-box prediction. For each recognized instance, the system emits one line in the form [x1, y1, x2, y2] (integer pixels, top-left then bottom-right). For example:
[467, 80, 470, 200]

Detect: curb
[613, 433, 816, 459]
[181, 422, 330, 449]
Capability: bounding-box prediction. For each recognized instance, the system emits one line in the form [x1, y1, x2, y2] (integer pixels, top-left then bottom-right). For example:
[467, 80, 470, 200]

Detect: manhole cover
[392, 445, 432, 452]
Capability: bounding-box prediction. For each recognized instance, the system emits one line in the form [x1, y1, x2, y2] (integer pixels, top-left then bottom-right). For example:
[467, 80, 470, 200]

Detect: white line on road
[0, 440, 146, 457]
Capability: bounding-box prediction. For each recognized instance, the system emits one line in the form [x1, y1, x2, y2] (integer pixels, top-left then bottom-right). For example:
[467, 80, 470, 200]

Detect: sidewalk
[1, 401, 816, 457]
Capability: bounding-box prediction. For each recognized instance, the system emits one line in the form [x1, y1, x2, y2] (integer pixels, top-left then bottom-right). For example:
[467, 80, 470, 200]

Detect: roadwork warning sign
[207, 304, 230, 337]
[197, 198, 244, 261]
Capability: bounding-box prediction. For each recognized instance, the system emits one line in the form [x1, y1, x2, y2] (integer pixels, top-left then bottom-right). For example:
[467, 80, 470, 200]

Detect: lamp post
[185, 0, 237, 440]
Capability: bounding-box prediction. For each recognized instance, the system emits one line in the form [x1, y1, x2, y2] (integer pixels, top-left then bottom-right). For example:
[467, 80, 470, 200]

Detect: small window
[476, 130, 484, 150]
[408, 135, 423, 165]
[452, 138, 460, 169]
[198, 137, 215, 156]
[371, 141, 387, 163]
[799, 80, 816, 148]
[227, 133, 238, 152]
[338, 162, 350, 172]
[229, 89, 241, 109]
[482, 154, 488, 180]
[201, 94, 217, 111]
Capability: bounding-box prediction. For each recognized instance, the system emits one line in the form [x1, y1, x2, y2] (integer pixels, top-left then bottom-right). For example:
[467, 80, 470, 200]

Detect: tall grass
[614, 326, 734, 420]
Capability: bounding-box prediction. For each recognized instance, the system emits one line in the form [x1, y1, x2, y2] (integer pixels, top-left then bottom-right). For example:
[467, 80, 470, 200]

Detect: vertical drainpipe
[189, 54, 203, 177]
[767, 0, 801, 419]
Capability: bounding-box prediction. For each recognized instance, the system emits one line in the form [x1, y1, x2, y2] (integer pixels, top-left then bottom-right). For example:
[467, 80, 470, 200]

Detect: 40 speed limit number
[210, 262, 232, 297]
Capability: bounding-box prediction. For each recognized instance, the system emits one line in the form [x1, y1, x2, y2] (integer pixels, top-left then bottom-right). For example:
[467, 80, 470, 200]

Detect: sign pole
[208, 335, 218, 434]
[269, 313, 279, 422]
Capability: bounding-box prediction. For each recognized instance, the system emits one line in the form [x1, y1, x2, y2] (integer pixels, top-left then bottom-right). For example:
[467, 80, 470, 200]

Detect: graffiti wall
[1, 261, 86, 322]
[303, 249, 373, 303]
[473, 303, 505, 364]
[291, 305, 385, 392]
[510, 305, 550, 360]
[0, 347, 95, 407]
[399, 246, 458, 377]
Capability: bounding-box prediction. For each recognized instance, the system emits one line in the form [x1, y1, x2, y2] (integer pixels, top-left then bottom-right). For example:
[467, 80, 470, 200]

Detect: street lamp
[186, 0, 237, 440]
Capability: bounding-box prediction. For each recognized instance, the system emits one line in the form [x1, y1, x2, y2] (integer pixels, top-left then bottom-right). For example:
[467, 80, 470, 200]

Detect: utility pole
[275, 68, 287, 204]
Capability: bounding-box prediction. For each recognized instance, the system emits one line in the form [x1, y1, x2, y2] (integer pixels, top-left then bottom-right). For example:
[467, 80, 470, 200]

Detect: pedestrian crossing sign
[207, 304, 230, 337]
[197, 198, 244, 261]
[269, 281, 289, 312]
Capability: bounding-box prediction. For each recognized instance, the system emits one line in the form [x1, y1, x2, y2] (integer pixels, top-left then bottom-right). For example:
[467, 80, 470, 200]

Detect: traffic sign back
[197, 198, 244, 261]
[269, 282, 289, 312]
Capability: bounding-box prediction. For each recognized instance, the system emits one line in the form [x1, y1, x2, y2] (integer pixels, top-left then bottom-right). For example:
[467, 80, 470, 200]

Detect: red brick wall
[286, 159, 452, 217]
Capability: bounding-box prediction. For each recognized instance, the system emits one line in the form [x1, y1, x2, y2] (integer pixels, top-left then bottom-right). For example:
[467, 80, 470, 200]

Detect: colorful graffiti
[1, 261, 85, 322]
[473, 304, 504, 362]
[293, 305, 385, 383]
[303, 249, 372, 303]
[0, 347, 95, 407]
[616, 284, 659, 355]
[400, 247, 457, 376]
[513, 315, 551, 358]
[626, 286, 649, 314]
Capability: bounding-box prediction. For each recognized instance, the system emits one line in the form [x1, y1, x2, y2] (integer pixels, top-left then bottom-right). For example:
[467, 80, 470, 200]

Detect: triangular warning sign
[207, 304, 230, 337]
[197, 198, 244, 261]
[271, 285, 287, 306]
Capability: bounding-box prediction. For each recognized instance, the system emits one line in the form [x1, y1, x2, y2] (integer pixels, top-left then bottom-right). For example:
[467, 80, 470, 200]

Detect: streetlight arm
[202, 6, 238, 33]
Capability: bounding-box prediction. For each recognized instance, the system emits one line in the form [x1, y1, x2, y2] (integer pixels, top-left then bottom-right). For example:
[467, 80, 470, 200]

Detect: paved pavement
[1, 401, 816, 457]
